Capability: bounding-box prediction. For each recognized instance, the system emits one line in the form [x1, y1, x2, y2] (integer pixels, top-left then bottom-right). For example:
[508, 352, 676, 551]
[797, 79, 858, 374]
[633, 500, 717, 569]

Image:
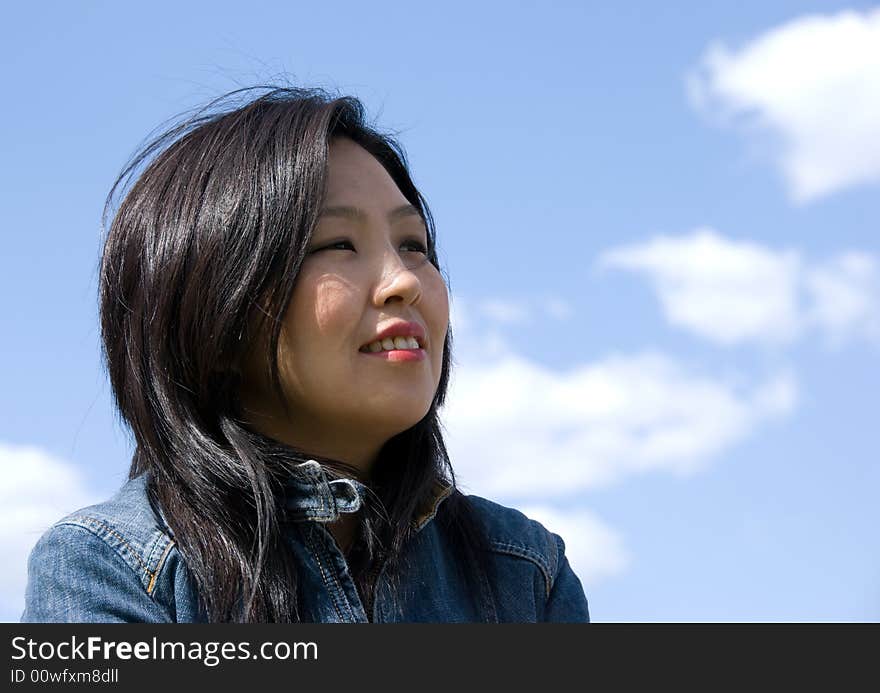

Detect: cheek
[422, 270, 449, 379]
[424, 270, 450, 336]
[289, 273, 360, 344]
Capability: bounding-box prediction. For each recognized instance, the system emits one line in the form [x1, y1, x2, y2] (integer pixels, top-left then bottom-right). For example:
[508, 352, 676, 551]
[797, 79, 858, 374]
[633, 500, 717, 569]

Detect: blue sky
[2, 1, 878, 621]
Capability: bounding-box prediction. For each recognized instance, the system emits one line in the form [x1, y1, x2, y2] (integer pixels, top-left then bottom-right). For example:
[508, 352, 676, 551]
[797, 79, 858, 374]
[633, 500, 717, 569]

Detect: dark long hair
[99, 86, 494, 622]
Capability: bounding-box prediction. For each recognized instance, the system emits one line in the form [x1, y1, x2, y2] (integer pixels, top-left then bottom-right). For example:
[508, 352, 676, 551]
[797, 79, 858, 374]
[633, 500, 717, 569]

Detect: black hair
[99, 86, 495, 622]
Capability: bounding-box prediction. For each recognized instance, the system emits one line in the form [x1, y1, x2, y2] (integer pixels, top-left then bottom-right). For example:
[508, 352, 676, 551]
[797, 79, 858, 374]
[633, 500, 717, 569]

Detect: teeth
[363, 336, 422, 352]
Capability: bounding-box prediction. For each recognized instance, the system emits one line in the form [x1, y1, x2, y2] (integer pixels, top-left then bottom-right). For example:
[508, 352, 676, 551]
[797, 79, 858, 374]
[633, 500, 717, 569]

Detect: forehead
[324, 137, 408, 205]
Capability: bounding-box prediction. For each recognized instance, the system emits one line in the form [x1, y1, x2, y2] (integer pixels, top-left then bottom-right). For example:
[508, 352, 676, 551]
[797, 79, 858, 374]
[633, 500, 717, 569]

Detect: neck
[241, 406, 386, 479]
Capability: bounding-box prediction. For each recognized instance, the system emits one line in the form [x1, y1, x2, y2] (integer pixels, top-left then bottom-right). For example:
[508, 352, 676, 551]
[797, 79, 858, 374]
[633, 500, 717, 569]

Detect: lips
[359, 320, 427, 352]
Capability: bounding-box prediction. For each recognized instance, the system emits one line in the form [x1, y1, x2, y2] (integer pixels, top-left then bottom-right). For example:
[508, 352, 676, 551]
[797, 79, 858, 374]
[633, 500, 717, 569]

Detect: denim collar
[282, 460, 369, 523]
[412, 482, 454, 531]
[284, 460, 454, 531]
[148, 462, 453, 536]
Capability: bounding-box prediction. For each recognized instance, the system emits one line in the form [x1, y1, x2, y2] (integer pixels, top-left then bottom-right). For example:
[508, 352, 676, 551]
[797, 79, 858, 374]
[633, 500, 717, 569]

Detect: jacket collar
[283, 459, 368, 523]
[149, 461, 454, 536]
[412, 481, 454, 531]
[285, 460, 454, 531]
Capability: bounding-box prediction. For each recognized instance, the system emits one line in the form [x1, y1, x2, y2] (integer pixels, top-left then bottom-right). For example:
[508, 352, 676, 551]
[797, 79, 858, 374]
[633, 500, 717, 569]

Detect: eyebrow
[319, 203, 423, 223]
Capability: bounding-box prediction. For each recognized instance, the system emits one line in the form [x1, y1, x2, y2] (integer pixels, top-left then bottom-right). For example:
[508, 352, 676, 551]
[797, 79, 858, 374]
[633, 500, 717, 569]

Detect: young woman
[22, 87, 590, 623]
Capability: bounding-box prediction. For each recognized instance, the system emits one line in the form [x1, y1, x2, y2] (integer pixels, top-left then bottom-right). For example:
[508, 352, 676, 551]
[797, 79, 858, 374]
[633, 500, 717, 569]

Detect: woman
[22, 87, 590, 623]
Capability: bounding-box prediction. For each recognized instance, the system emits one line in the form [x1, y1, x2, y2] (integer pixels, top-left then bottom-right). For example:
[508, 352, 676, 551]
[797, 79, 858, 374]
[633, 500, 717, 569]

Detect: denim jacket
[21, 462, 590, 623]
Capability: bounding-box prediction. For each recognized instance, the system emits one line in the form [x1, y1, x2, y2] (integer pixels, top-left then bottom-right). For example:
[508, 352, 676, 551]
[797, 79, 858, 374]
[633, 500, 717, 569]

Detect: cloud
[518, 505, 630, 590]
[478, 299, 530, 325]
[449, 295, 575, 334]
[687, 8, 880, 202]
[599, 229, 880, 348]
[546, 297, 575, 321]
[805, 252, 880, 346]
[444, 286, 799, 585]
[442, 349, 796, 499]
[0, 443, 98, 622]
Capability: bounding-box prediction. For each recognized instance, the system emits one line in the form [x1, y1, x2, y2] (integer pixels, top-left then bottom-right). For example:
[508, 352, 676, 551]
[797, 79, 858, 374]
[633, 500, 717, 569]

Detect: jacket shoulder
[464, 495, 562, 596]
[37, 474, 175, 598]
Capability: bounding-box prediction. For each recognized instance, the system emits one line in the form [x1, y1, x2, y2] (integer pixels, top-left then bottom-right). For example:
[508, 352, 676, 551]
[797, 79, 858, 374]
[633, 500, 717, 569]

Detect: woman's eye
[312, 240, 355, 253]
[401, 239, 428, 254]
[309, 238, 427, 255]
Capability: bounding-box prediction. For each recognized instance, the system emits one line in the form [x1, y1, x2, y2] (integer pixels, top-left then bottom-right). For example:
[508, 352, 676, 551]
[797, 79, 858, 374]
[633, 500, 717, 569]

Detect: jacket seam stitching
[144, 531, 172, 575]
[147, 539, 176, 596]
[316, 527, 357, 622]
[54, 517, 156, 595]
[143, 533, 163, 572]
[303, 526, 348, 622]
[488, 541, 553, 597]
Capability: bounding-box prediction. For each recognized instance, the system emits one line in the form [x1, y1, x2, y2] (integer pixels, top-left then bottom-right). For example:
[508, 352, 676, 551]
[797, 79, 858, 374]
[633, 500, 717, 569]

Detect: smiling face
[240, 137, 449, 470]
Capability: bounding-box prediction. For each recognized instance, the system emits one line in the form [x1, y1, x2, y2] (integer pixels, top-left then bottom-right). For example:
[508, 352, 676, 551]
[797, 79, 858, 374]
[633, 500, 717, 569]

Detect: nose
[372, 248, 423, 307]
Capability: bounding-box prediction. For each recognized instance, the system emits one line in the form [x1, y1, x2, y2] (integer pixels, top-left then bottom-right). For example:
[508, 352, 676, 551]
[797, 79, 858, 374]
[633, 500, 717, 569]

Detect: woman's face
[241, 137, 449, 465]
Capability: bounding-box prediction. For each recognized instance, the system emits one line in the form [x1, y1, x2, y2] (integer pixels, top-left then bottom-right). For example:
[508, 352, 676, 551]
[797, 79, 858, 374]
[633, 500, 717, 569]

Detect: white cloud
[600, 229, 880, 348]
[806, 252, 880, 345]
[688, 8, 880, 202]
[600, 228, 802, 345]
[442, 350, 796, 499]
[444, 289, 798, 586]
[478, 299, 530, 325]
[518, 505, 630, 590]
[450, 295, 575, 335]
[546, 297, 575, 321]
[0, 444, 98, 622]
